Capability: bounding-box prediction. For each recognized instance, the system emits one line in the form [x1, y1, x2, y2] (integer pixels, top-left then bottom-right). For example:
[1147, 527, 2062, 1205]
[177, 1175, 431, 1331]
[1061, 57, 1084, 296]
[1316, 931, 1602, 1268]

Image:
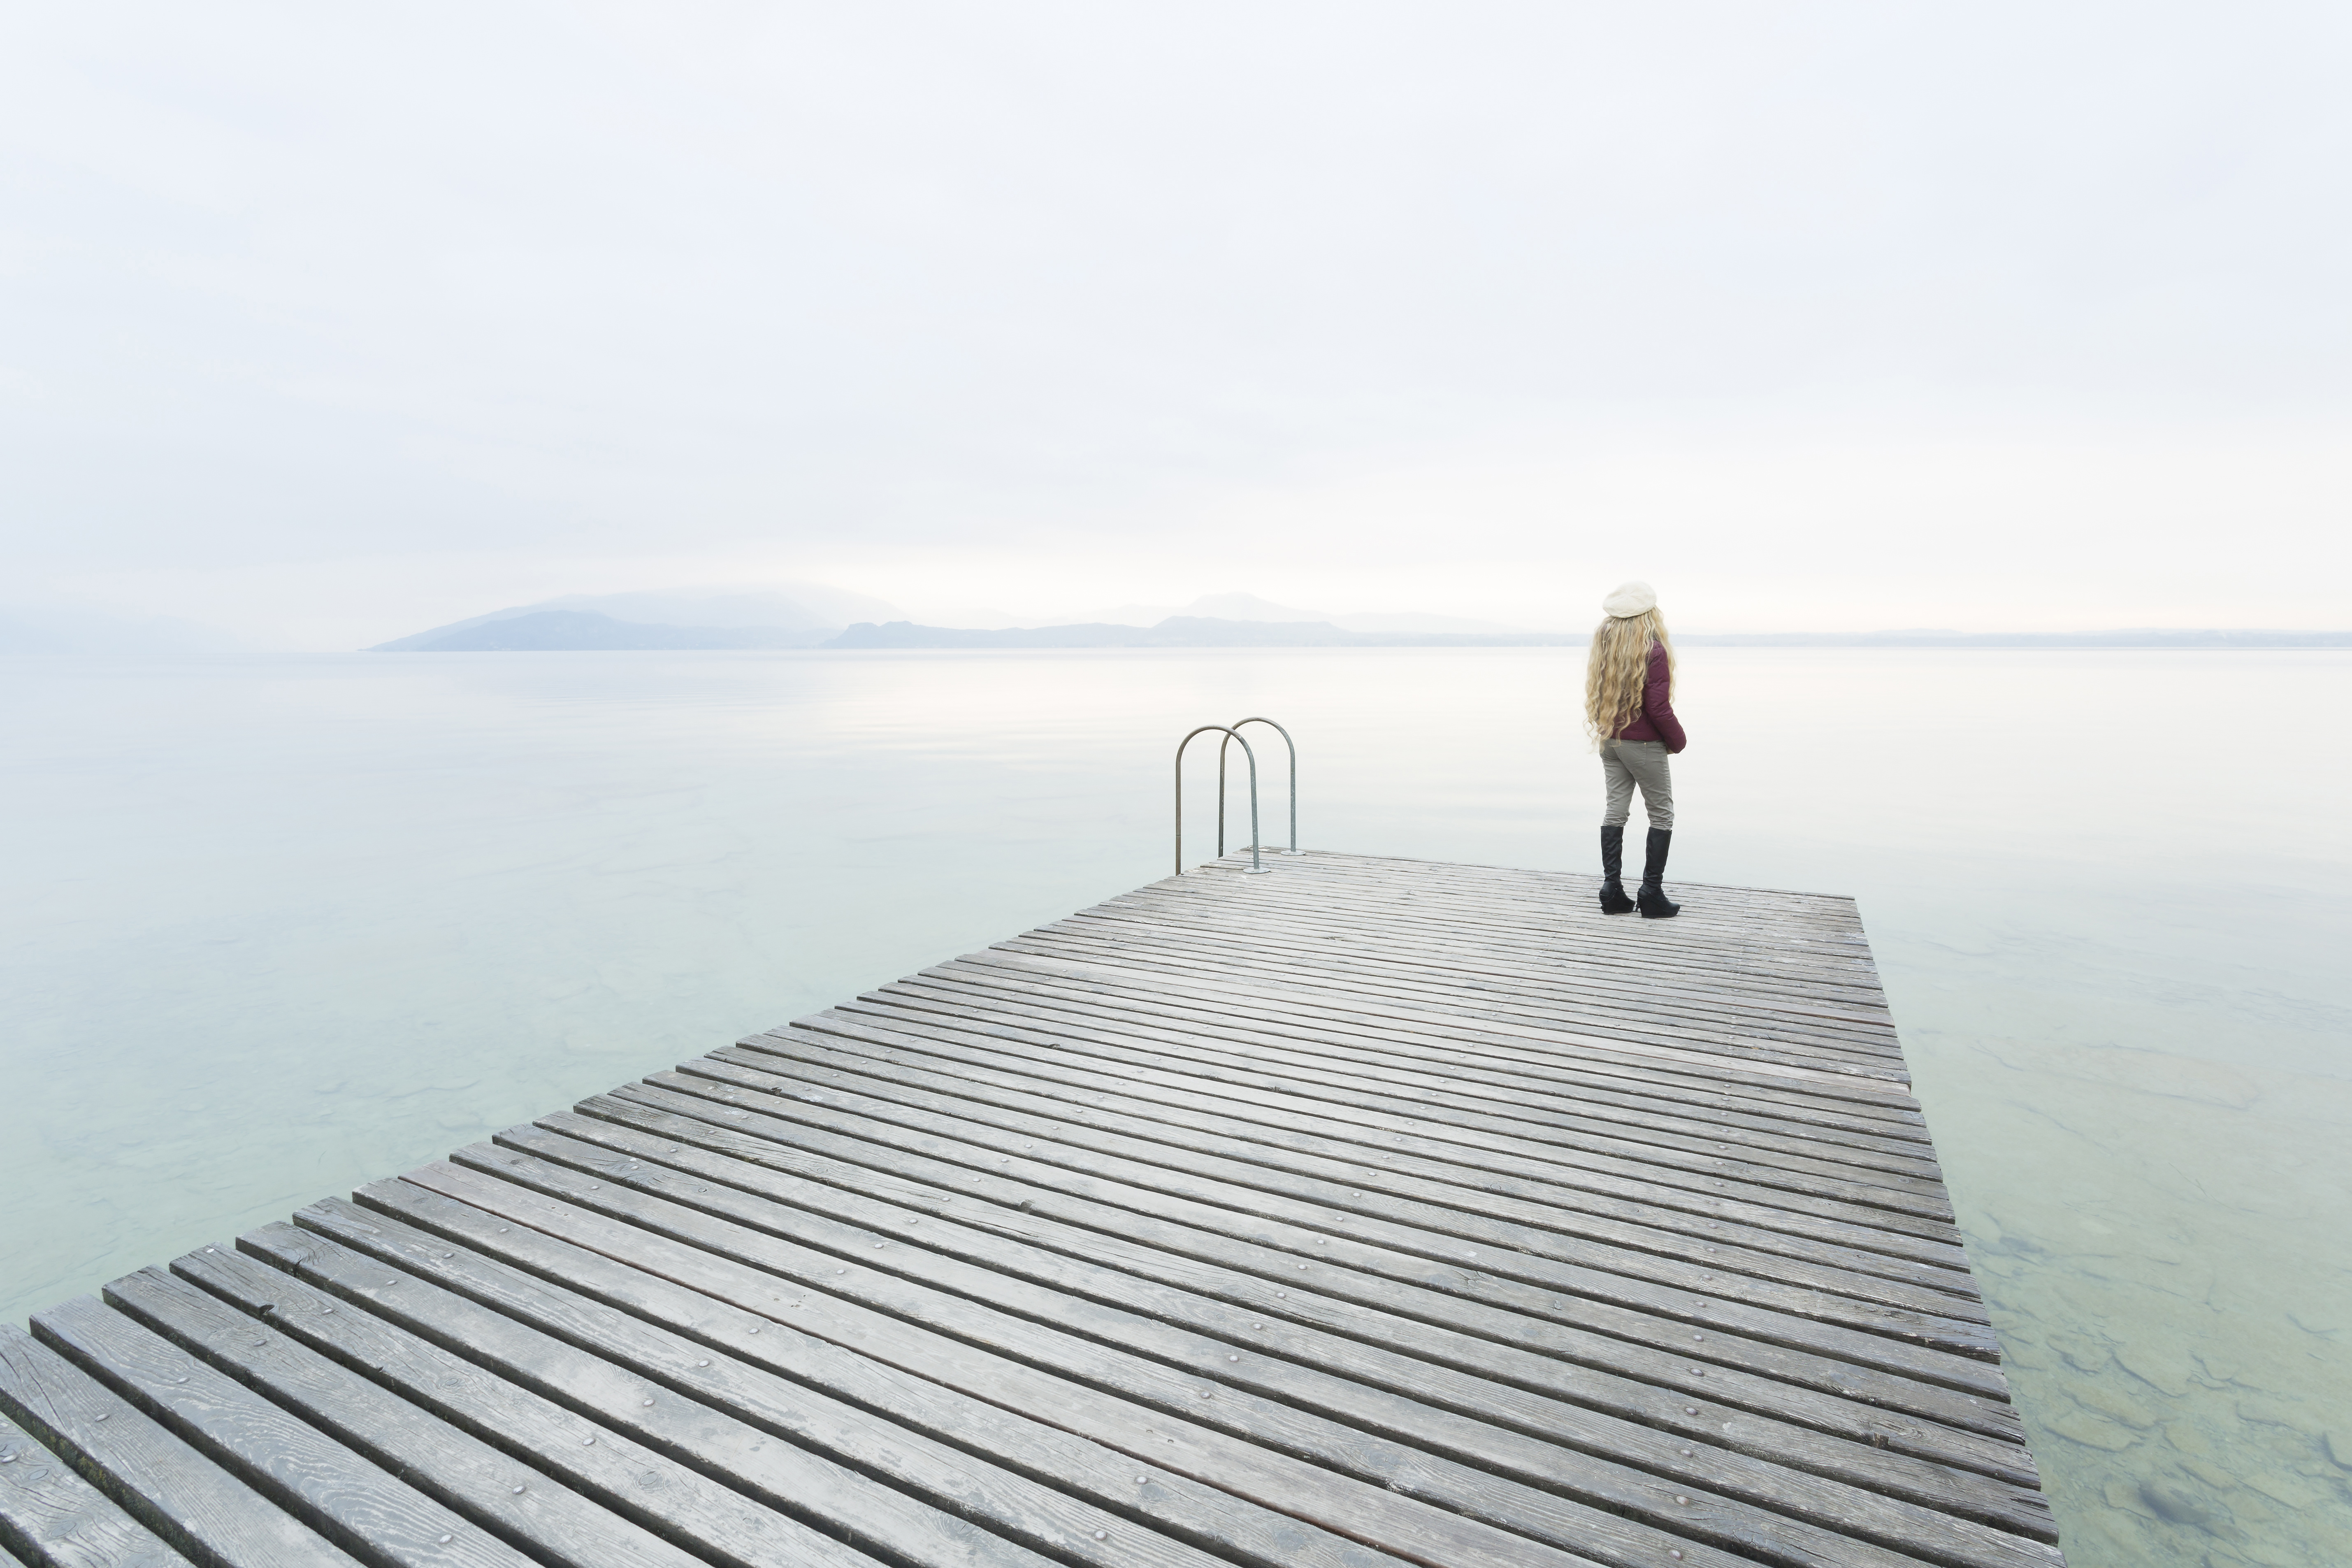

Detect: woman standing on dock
[1587, 581, 1686, 918]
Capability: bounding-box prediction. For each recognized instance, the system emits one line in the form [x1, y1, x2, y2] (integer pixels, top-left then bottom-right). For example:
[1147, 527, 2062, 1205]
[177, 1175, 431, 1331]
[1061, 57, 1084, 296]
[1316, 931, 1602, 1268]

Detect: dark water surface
[4, 647, 2346, 1564]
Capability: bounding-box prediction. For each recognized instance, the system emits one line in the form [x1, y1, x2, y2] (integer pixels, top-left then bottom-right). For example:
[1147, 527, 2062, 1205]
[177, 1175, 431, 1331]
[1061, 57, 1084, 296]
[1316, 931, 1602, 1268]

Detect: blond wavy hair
[1584, 608, 1675, 747]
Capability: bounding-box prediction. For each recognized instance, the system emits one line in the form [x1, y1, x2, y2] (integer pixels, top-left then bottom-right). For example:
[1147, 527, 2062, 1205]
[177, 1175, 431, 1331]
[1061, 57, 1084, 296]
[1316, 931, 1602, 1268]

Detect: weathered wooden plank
[1054, 879, 1891, 987]
[1117, 859, 1884, 949]
[979, 934, 1911, 1097]
[759, 1024, 1955, 1261]
[1083, 860, 1895, 993]
[1103, 879, 1894, 991]
[359, 1169, 1641, 1568]
[1238, 850, 1867, 922]
[1011, 926, 1910, 1072]
[836, 988, 1952, 1194]
[392, 1157, 1816, 1568]
[697, 1036, 1993, 1355]
[583, 1078, 2020, 1433]
[960, 944, 1920, 1092]
[1055, 927, 1904, 1072]
[746, 1016, 1979, 1269]
[0, 1325, 358, 1568]
[577, 1078, 2019, 1434]
[267, 1203, 1411, 1568]
[30, 1296, 528, 1568]
[444, 1138, 2059, 1568]
[920, 954, 1924, 1123]
[920, 957, 1935, 1134]
[950, 947, 1924, 1118]
[525, 1102, 2054, 1534]
[0, 1410, 188, 1568]
[1121, 866, 1892, 980]
[1100, 855, 1873, 954]
[1002, 929, 1910, 1073]
[658, 1046, 2003, 1365]
[1055, 903, 1909, 1034]
[1065, 897, 1902, 1022]
[97, 1267, 710, 1568]
[882, 969, 1943, 1163]
[164, 1245, 894, 1568]
[821, 1001, 1947, 1231]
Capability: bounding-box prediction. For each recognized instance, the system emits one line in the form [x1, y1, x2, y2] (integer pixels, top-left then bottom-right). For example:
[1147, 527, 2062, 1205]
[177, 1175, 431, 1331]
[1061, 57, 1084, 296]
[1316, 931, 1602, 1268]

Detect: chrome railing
[1175, 725, 1270, 875]
[1218, 716, 1299, 857]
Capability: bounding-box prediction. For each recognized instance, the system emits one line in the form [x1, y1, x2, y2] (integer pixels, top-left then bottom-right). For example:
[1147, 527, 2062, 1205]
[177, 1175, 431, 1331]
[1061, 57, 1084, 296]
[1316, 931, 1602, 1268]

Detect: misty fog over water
[3, 646, 2345, 1563]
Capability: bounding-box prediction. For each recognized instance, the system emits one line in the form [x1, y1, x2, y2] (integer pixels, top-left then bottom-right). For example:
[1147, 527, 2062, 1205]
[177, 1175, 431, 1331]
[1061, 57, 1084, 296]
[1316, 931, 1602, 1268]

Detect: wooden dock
[1, 850, 2063, 1568]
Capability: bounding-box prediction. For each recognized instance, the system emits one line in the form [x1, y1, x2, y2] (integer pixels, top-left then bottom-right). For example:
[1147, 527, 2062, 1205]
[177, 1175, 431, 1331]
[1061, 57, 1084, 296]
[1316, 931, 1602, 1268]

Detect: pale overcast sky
[4, 1, 2346, 644]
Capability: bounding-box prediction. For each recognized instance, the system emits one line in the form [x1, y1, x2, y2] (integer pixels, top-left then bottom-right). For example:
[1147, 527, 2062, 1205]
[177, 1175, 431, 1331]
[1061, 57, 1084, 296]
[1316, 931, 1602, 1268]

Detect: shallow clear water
[4, 647, 2347, 1564]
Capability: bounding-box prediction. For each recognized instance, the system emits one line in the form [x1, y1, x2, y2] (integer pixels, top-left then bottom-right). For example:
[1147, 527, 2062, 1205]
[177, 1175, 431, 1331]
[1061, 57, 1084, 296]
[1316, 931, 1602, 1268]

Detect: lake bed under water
[4, 646, 2346, 1565]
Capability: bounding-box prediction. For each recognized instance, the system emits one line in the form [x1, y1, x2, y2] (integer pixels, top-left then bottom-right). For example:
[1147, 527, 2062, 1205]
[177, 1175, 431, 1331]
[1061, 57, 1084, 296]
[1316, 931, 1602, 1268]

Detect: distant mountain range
[367, 584, 899, 652]
[1049, 592, 1534, 636]
[377, 610, 823, 652]
[822, 616, 1580, 649]
[360, 585, 2352, 653]
[367, 588, 1552, 651]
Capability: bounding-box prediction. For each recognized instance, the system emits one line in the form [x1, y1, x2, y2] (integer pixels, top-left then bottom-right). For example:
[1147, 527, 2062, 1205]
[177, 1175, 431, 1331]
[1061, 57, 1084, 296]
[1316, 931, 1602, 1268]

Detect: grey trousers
[1600, 739, 1674, 829]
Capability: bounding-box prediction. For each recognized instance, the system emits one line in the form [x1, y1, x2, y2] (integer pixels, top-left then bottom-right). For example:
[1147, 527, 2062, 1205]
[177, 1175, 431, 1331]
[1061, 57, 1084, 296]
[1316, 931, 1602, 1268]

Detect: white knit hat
[1602, 580, 1658, 618]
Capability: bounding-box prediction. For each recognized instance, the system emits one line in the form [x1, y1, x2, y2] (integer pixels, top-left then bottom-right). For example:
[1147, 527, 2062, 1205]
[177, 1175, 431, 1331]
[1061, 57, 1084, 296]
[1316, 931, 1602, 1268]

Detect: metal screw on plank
[512, 1484, 526, 1494]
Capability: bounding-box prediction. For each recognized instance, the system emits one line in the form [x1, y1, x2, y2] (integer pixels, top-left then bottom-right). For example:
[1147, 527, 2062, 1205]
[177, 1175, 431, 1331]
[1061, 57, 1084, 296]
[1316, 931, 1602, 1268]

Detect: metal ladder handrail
[1175, 726, 1270, 875]
[1217, 716, 1299, 856]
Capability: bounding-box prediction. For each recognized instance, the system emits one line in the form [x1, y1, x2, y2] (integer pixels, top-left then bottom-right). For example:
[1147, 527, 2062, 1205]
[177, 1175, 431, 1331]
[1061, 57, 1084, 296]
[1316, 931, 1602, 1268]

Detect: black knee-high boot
[1598, 826, 1635, 913]
[1637, 827, 1680, 919]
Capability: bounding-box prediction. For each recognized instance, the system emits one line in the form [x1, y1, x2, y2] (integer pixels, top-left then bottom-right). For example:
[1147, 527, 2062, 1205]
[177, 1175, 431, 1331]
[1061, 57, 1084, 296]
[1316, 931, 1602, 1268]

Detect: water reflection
[2, 646, 2346, 1563]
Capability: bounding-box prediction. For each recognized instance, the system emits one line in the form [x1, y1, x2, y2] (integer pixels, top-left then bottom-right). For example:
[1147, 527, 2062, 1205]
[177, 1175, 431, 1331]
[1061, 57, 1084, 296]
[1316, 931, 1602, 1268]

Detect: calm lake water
[4, 647, 2347, 1564]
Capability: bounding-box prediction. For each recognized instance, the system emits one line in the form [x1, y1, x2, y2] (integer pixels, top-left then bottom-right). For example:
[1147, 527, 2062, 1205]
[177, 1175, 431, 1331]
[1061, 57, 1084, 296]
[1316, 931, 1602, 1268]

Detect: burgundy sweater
[1611, 642, 1686, 752]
